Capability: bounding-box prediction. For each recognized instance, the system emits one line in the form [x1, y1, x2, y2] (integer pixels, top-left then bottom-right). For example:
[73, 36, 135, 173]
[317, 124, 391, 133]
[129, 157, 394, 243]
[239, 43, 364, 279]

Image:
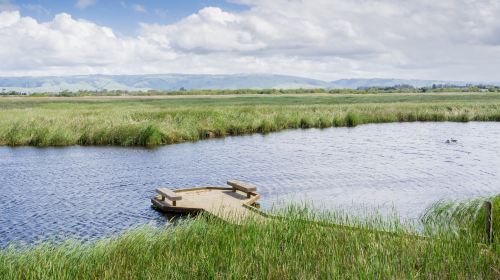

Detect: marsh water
[1, 122, 499, 246]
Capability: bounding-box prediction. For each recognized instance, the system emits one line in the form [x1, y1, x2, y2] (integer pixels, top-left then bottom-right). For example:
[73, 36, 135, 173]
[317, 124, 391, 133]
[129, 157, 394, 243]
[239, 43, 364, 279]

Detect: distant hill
[328, 78, 469, 89]
[0, 74, 485, 93]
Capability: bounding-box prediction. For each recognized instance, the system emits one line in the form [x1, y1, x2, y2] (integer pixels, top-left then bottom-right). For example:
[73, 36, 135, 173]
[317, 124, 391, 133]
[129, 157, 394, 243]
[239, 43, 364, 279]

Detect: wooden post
[485, 201, 493, 244]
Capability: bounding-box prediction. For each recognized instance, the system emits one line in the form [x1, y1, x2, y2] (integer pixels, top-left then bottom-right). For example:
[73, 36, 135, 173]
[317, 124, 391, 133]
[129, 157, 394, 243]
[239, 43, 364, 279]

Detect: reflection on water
[1, 122, 499, 246]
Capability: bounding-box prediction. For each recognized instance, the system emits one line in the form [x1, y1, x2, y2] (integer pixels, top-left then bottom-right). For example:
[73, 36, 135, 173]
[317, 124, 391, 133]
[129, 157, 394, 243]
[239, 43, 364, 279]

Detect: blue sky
[15, 0, 248, 35]
[0, 0, 499, 81]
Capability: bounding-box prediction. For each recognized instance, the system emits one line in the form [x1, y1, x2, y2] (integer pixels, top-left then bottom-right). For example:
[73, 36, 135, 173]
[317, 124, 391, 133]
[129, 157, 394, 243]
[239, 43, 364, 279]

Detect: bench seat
[156, 188, 182, 206]
[227, 180, 257, 198]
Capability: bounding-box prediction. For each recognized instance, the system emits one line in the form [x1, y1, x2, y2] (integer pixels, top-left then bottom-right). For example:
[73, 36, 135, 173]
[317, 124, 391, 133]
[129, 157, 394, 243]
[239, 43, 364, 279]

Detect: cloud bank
[1, 0, 500, 81]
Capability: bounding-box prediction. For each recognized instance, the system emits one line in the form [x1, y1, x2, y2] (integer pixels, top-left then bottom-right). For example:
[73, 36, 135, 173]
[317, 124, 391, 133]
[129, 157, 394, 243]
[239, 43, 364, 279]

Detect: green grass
[422, 195, 500, 242]
[1, 204, 498, 279]
[1, 92, 500, 147]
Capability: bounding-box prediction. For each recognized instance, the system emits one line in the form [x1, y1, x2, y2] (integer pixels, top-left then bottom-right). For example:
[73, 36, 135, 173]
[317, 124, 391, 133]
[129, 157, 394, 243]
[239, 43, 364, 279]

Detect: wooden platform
[151, 186, 265, 224]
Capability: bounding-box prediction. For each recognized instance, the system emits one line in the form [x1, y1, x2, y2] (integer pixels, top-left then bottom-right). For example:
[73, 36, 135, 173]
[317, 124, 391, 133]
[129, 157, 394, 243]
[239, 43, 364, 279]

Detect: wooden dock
[150, 181, 445, 242]
[151, 180, 265, 224]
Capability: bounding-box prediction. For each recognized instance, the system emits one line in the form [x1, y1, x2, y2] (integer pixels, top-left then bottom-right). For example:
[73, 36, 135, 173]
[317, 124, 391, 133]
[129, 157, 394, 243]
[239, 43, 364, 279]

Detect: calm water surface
[1, 122, 499, 246]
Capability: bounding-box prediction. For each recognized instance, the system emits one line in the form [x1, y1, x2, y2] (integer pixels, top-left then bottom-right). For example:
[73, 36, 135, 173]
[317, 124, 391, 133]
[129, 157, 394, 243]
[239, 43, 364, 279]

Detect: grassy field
[0, 199, 498, 279]
[1, 92, 500, 147]
[1, 92, 499, 278]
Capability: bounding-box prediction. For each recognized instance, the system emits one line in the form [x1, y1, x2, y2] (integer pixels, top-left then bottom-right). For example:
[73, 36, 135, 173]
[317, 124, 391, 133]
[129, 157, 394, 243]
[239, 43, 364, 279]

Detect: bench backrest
[156, 188, 182, 201]
[227, 180, 257, 193]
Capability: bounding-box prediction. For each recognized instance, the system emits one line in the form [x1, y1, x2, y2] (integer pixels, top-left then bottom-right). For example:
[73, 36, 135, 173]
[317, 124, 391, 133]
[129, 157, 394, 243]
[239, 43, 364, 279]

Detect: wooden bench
[156, 188, 182, 206]
[227, 180, 257, 198]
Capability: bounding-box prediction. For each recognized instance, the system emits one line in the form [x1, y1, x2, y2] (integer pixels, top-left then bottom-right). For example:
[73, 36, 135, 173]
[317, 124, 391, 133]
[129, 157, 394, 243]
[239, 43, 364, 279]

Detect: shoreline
[1, 119, 500, 148]
[1, 92, 500, 147]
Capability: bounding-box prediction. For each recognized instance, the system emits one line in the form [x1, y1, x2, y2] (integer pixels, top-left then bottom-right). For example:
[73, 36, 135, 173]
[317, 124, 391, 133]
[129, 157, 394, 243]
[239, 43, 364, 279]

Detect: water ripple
[1, 122, 499, 246]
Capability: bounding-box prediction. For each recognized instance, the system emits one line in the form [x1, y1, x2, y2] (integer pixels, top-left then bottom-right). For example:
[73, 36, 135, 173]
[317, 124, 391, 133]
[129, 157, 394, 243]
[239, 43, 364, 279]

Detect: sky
[1, 0, 500, 82]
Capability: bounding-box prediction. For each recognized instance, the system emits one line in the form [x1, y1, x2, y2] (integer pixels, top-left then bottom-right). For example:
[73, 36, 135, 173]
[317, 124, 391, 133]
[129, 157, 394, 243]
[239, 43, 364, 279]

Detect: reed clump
[422, 195, 500, 243]
[1, 92, 500, 147]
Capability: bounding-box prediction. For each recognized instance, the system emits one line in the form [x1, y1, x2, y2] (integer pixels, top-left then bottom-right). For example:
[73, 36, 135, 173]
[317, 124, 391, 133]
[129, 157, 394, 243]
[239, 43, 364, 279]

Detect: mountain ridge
[0, 74, 487, 93]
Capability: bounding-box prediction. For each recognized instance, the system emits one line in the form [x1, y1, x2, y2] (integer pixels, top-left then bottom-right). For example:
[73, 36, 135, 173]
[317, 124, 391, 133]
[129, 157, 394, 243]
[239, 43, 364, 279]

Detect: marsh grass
[422, 195, 500, 243]
[1, 93, 500, 147]
[0, 204, 498, 279]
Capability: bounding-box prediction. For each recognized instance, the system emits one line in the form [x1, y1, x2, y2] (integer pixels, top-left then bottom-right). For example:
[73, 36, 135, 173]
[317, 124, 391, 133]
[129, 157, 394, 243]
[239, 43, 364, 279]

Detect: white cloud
[1, 1, 500, 81]
[75, 0, 96, 9]
[0, 11, 174, 74]
[139, 6, 377, 57]
[132, 4, 146, 13]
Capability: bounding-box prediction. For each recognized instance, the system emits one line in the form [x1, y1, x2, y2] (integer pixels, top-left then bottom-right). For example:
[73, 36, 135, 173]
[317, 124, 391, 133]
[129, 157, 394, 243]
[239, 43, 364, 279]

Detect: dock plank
[152, 187, 264, 224]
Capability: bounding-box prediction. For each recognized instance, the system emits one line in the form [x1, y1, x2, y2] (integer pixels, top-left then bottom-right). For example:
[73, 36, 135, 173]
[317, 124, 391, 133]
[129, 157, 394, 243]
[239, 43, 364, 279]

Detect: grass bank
[1, 202, 499, 279]
[1, 92, 500, 147]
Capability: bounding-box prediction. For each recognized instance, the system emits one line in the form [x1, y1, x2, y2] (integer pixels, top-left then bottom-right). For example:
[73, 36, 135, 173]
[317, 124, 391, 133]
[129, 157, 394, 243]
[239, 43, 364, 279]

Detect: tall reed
[1, 204, 498, 279]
